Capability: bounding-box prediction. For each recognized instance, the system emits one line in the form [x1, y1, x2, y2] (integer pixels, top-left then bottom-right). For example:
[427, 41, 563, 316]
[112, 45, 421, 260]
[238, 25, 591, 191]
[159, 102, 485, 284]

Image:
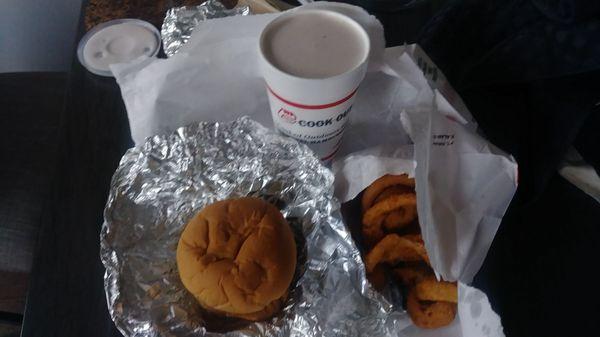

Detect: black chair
[0, 72, 67, 335]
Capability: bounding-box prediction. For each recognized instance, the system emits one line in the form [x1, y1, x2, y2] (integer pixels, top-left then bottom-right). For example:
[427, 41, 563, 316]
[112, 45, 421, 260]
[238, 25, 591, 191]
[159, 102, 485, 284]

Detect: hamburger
[177, 197, 297, 321]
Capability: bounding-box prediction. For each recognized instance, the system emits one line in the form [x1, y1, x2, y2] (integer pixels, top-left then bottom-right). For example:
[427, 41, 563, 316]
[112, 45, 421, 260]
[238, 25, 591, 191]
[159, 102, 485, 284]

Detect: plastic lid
[77, 19, 161, 77]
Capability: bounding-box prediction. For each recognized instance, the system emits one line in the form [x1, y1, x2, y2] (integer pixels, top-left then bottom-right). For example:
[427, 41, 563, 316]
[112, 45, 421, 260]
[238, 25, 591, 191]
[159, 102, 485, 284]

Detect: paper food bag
[333, 44, 516, 337]
[334, 45, 518, 284]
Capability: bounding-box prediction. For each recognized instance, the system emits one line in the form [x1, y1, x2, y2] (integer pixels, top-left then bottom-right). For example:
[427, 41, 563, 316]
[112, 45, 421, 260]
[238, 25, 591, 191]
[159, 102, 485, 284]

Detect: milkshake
[259, 10, 370, 161]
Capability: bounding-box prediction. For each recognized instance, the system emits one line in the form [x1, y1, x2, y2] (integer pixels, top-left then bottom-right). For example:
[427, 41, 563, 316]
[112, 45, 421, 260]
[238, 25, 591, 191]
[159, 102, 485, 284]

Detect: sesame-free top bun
[177, 197, 296, 321]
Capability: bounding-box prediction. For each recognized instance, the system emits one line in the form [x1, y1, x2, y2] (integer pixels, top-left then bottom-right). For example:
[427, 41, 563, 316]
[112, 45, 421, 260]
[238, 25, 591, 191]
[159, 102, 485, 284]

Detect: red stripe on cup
[267, 85, 358, 110]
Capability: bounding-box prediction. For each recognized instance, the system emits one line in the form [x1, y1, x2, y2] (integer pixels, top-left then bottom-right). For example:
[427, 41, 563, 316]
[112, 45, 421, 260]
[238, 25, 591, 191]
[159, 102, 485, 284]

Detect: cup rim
[258, 9, 371, 82]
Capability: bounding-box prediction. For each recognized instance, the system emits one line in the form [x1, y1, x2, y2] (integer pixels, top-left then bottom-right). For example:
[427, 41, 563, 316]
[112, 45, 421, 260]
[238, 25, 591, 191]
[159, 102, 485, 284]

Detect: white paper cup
[259, 9, 370, 161]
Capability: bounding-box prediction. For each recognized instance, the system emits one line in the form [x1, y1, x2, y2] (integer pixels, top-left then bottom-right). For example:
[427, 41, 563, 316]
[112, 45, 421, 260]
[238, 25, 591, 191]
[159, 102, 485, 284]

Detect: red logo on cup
[278, 108, 297, 124]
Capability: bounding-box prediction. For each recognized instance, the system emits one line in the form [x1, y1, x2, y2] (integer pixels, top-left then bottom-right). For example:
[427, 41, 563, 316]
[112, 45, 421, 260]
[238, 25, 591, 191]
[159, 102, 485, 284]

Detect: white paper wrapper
[111, 3, 517, 336]
[111, 2, 386, 146]
[334, 45, 518, 284]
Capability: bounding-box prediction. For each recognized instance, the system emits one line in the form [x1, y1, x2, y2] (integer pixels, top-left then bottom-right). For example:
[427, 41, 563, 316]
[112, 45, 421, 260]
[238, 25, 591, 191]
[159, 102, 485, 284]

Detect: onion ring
[382, 206, 417, 231]
[414, 276, 458, 303]
[363, 193, 417, 228]
[361, 174, 415, 211]
[393, 263, 433, 286]
[406, 289, 457, 329]
[362, 191, 417, 245]
[362, 214, 386, 247]
[373, 185, 415, 204]
[367, 264, 387, 291]
[365, 234, 429, 273]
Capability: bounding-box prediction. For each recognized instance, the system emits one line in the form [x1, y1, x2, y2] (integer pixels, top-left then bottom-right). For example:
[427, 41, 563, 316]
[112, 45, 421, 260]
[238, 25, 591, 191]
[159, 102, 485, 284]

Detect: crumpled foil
[100, 117, 392, 337]
[161, 0, 251, 57]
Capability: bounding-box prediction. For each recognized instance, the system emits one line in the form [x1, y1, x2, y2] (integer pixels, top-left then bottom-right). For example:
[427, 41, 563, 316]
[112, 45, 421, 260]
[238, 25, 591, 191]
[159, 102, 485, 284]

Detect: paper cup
[259, 10, 370, 161]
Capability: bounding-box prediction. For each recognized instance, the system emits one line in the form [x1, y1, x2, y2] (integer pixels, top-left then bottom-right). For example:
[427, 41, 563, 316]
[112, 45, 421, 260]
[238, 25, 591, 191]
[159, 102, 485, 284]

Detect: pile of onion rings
[360, 174, 458, 329]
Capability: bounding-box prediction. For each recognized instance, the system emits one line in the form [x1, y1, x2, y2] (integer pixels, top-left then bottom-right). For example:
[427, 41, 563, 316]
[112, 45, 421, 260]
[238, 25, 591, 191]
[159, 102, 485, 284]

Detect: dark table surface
[19, 1, 600, 337]
[19, 12, 132, 335]
[0, 72, 65, 316]
[19, 66, 132, 337]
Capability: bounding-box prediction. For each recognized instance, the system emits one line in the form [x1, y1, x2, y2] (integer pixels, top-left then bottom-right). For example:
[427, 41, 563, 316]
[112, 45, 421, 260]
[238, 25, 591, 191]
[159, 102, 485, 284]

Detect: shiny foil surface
[100, 117, 391, 337]
[161, 0, 251, 57]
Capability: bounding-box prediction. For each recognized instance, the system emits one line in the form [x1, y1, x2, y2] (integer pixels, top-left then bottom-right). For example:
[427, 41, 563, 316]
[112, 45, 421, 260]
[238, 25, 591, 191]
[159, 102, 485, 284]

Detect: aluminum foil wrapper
[100, 117, 391, 337]
[162, 0, 251, 57]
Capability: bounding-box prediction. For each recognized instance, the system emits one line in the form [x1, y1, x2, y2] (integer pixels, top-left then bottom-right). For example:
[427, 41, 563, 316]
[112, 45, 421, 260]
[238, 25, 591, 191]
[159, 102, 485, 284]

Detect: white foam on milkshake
[261, 11, 369, 79]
